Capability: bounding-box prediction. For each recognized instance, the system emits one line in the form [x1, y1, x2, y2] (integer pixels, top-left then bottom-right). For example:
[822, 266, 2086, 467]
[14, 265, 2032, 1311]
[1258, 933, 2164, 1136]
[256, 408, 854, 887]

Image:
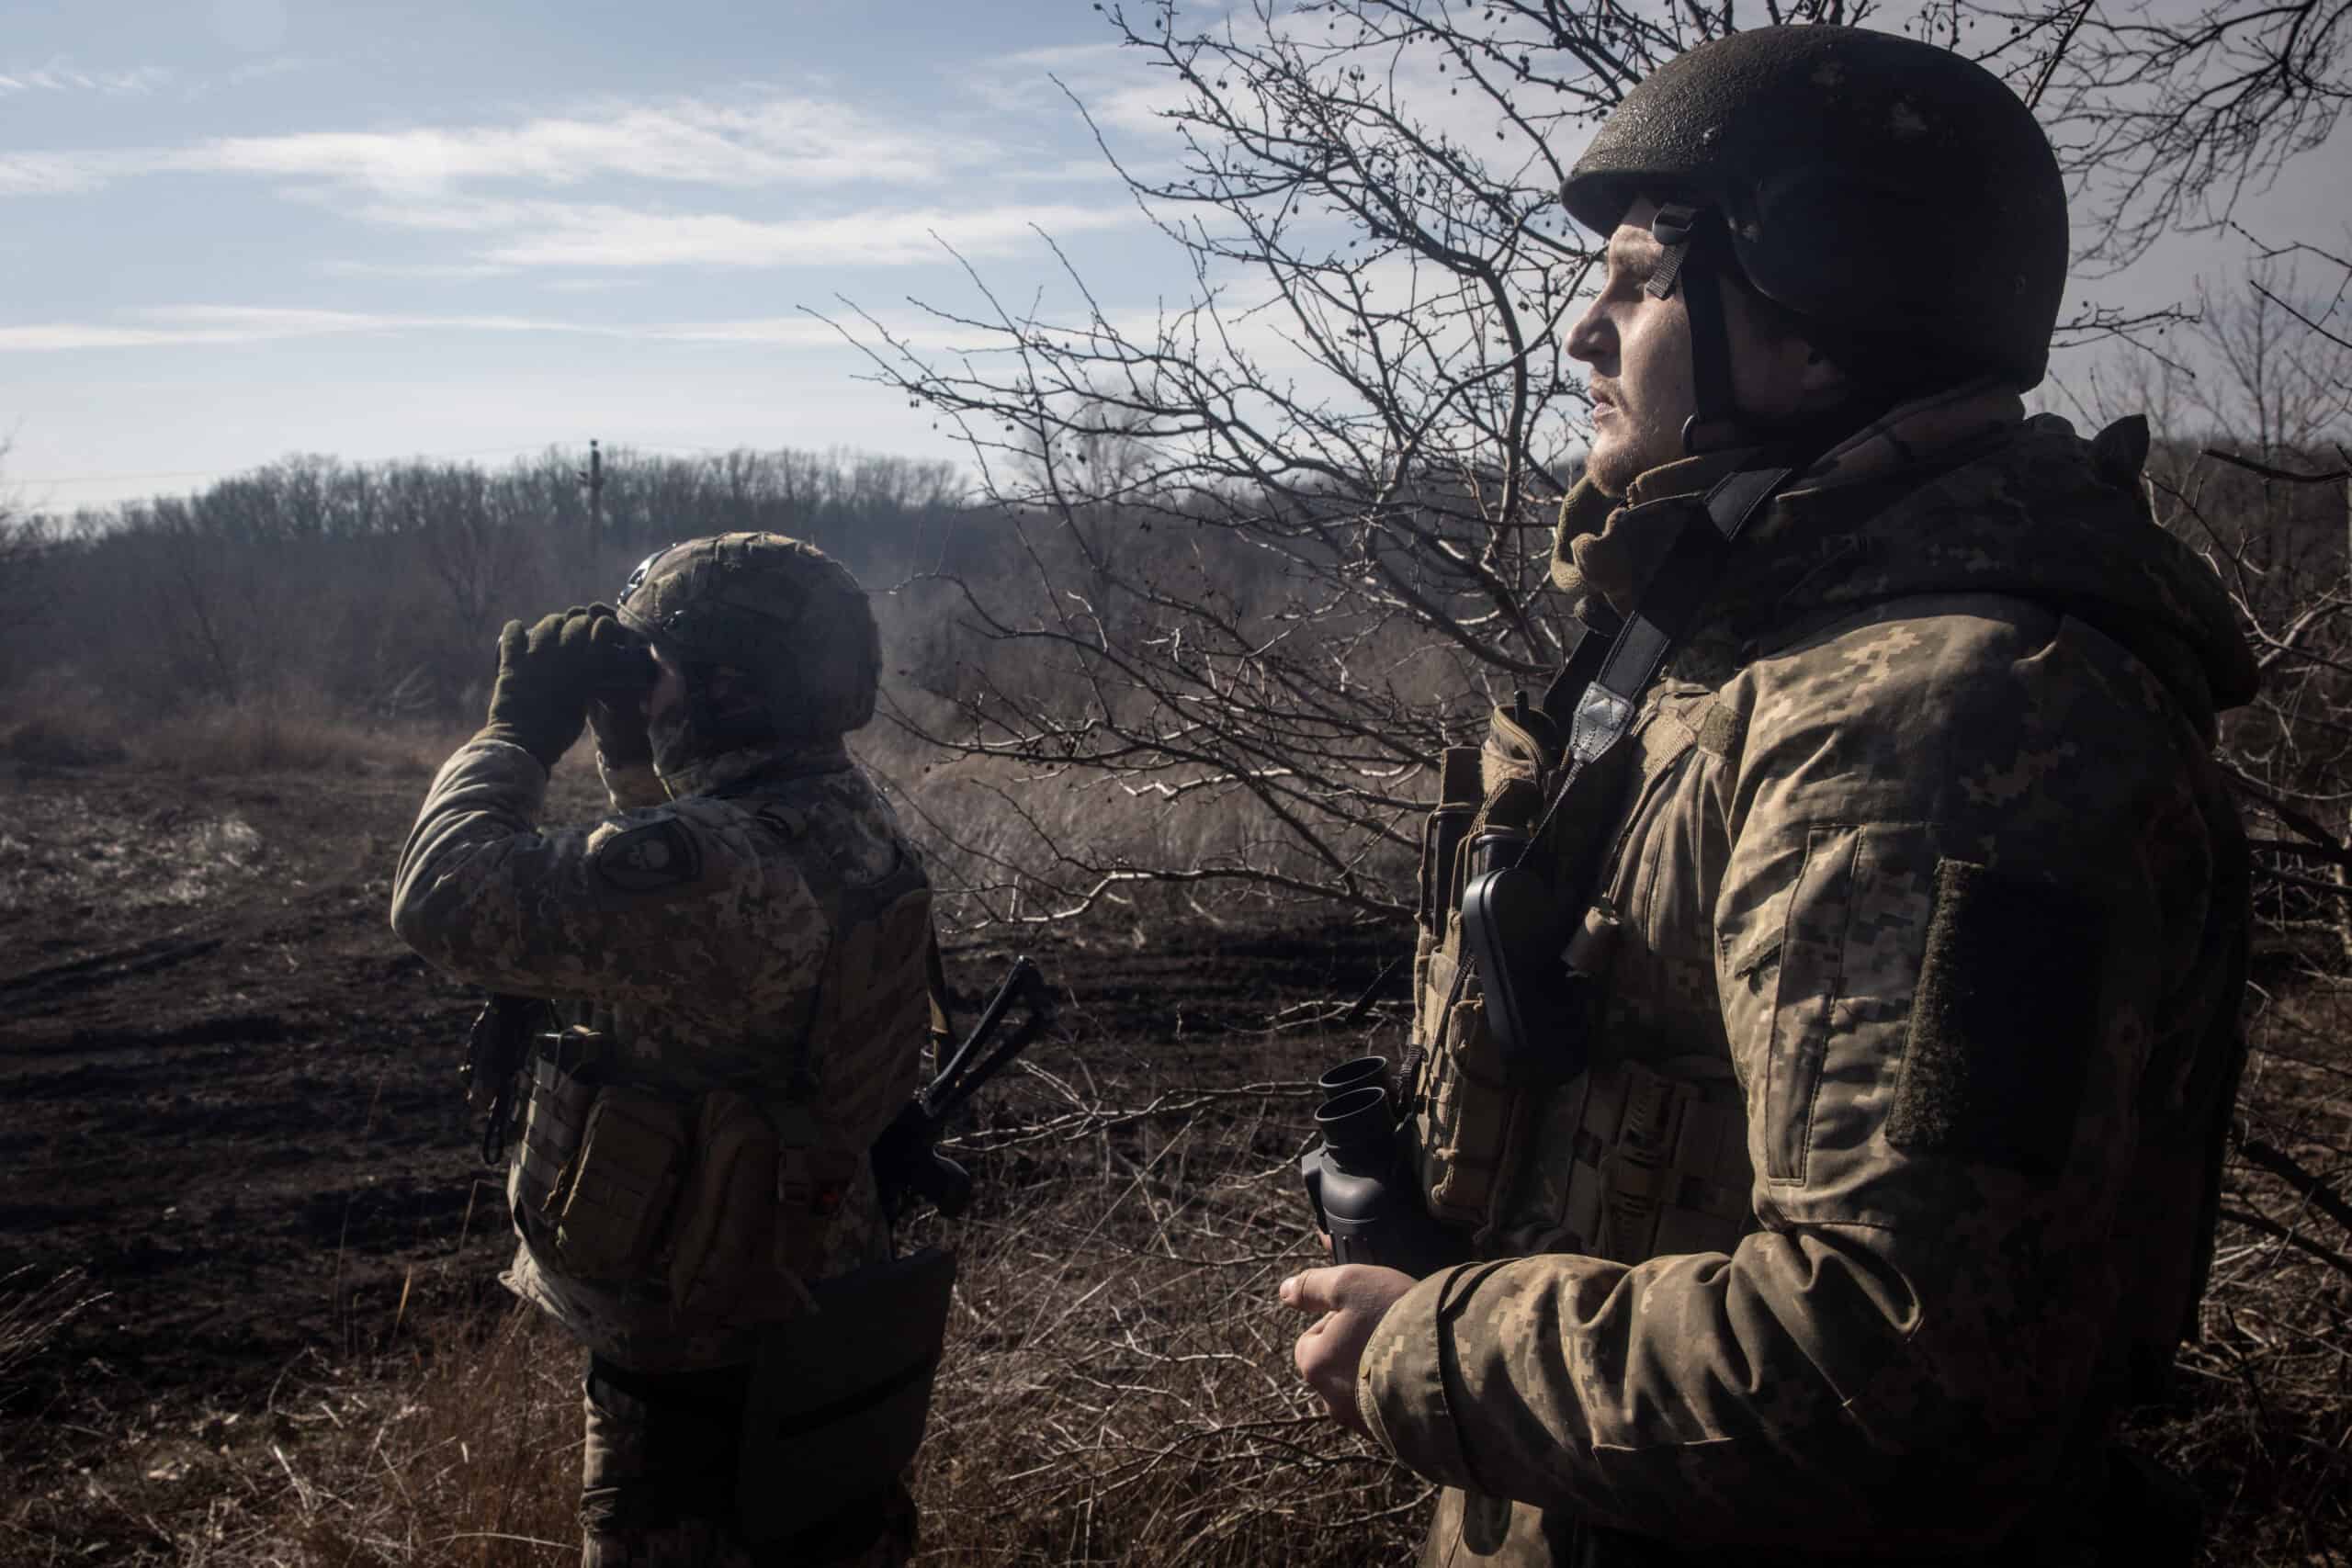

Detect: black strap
[1536, 609, 1621, 734]
[1527, 463, 1792, 854]
[1647, 204, 1737, 455]
[588, 1355, 752, 1416]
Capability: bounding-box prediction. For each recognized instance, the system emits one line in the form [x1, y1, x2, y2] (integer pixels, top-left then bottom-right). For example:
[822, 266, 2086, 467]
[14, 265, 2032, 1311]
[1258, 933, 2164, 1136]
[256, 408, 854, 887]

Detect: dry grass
[0, 784, 274, 916]
[2141, 966, 2352, 1563]
[0, 687, 466, 778]
[854, 710, 1416, 937]
[3, 1308, 583, 1568]
[4, 696, 2341, 1563]
[0, 681, 1378, 927]
[17, 1029, 1422, 1567]
[27, 985, 2344, 1566]
[0, 1269, 108, 1394]
[899, 1047, 1426, 1565]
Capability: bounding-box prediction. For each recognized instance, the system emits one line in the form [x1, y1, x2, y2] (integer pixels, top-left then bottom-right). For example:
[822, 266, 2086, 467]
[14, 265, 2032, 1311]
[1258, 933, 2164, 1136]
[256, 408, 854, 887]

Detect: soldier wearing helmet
[391, 533, 948, 1567]
[1280, 27, 2256, 1567]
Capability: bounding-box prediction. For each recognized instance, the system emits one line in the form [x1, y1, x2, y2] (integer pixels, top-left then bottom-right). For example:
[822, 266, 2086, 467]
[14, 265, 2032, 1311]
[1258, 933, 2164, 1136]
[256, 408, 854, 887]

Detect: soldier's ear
[1723, 276, 1848, 418]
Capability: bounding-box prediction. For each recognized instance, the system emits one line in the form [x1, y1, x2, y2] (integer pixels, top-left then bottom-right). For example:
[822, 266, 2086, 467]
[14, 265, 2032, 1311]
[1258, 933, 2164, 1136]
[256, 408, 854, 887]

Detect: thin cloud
[0, 304, 964, 353]
[469, 200, 1138, 269]
[641, 317, 844, 345]
[0, 94, 979, 200]
[0, 306, 591, 352]
[967, 39, 1172, 138]
[971, 10, 1576, 186]
[0, 62, 174, 97]
[319, 259, 518, 281]
[0, 152, 124, 197]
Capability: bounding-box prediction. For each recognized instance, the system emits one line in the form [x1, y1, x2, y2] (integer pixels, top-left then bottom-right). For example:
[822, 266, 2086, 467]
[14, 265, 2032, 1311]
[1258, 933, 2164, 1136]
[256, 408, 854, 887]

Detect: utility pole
[578, 438, 604, 538]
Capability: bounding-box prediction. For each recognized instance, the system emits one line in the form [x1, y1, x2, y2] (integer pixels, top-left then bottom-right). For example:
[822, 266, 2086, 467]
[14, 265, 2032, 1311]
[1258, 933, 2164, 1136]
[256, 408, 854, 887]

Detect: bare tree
[828, 0, 2240, 919]
[2044, 245, 2352, 1560]
[15, 445, 981, 721]
[2018, 0, 2350, 268]
[0, 445, 56, 689]
[0, 443, 40, 620]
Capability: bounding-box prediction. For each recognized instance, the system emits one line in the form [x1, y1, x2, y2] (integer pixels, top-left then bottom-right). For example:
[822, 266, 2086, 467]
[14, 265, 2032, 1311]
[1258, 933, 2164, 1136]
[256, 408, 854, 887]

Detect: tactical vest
[1406, 682, 1756, 1266]
[510, 795, 938, 1314]
[1405, 465, 1793, 1266]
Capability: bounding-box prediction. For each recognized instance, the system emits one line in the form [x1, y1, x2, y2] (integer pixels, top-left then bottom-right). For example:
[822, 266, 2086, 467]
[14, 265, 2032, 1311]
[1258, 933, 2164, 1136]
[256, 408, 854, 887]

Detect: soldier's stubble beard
[1585, 395, 1690, 499]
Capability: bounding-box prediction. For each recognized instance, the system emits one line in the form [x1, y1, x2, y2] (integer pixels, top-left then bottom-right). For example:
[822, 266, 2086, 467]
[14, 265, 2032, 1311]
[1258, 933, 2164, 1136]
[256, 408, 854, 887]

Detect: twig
[2221, 1205, 2352, 1280]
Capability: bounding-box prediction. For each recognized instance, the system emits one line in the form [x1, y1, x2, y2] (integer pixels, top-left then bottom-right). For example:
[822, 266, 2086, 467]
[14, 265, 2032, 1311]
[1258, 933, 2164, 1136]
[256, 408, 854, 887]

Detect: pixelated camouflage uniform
[1368, 388, 2256, 1565]
[392, 736, 928, 1568]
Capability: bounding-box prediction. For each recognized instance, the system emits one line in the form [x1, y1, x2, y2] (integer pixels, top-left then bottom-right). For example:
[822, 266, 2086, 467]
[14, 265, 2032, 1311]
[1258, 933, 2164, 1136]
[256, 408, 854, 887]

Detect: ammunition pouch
[515, 1046, 599, 1229]
[1413, 947, 1519, 1230]
[1558, 1059, 1750, 1262]
[738, 1246, 958, 1544]
[551, 1085, 690, 1281]
[1409, 694, 1635, 1238]
[514, 1047, 859, 1307]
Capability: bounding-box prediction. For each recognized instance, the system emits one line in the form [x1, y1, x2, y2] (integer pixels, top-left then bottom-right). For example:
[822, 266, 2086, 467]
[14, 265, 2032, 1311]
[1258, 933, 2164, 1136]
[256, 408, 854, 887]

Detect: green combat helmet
[1562, 25, 2069, 447]
[616, 532, 880, 772]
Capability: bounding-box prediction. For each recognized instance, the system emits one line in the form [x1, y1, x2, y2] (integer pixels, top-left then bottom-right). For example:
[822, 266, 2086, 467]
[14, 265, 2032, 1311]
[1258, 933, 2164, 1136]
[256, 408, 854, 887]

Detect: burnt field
[0, 751, 1425, 1563]
[1, 746, 2347, 1565]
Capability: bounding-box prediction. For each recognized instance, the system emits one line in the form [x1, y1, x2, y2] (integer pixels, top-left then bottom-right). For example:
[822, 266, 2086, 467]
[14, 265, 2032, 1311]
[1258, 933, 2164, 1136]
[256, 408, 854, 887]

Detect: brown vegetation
[3, 2, 2349, 1562]
[0, 760, 1426, 1563]
[33, 1029, 1429, 1568]
[0, 688, 464, 778]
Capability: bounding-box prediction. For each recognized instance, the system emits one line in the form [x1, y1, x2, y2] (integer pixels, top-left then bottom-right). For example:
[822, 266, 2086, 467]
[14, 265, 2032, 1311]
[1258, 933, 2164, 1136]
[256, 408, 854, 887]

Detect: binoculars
[597, 638, 659, 696]
[1297, 1055, 1468, 1279]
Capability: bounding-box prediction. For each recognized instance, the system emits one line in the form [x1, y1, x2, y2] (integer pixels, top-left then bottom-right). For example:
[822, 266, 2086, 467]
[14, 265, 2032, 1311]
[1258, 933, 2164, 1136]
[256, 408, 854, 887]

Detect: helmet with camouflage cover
[617, 532, 879, 751]
[1562, 25, 2069, 399]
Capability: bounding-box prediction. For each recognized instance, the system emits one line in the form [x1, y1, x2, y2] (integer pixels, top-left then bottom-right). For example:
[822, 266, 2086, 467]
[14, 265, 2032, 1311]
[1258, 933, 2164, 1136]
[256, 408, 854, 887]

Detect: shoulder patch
[1886, 859, 2102, 1184]
[1693, 699, 1746, 761]
[591, 818, 705, 893]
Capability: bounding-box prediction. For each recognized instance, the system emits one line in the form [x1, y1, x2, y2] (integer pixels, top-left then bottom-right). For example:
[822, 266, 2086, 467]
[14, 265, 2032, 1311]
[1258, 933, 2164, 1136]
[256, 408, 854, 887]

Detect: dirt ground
[0, 753, 1403, 1553]
[7, 751, 2343, 1565]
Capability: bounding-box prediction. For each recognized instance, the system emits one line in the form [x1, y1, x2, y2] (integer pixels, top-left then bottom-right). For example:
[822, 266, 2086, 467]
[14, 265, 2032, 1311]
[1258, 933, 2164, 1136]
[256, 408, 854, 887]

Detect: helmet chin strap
[1644, 202, 1890, 463]
[1645, 204, 1741, 457]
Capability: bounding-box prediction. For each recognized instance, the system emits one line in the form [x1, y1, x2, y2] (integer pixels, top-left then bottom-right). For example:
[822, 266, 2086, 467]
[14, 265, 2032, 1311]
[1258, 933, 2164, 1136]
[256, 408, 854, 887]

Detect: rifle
[461, 956, 1056, 1202]
[872, 955, 1056, 1221]
[462, 993, 548, 1166]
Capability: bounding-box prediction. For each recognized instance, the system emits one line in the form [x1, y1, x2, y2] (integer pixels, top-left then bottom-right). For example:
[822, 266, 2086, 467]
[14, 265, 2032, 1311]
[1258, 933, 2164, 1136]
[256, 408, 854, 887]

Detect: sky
[2, 0, 2346, 513]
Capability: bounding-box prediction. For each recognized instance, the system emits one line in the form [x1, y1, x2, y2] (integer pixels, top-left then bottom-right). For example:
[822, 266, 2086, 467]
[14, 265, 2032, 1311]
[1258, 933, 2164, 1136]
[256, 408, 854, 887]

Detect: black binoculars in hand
[596, 634, 659, 696]
[1298, 1055, 1469, 1279]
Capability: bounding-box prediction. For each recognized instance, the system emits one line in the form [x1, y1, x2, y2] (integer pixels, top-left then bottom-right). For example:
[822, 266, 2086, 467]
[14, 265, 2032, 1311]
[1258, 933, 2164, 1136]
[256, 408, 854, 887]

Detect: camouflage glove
[481, 606, 639, 769]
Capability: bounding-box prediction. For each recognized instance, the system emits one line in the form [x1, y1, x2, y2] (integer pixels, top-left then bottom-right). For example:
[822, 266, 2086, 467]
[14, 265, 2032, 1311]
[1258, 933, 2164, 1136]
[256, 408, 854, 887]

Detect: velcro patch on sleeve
[1693, 699, 1746, 761]
[1885, 859, 2103, 1185]
[590, 818, 705, 894]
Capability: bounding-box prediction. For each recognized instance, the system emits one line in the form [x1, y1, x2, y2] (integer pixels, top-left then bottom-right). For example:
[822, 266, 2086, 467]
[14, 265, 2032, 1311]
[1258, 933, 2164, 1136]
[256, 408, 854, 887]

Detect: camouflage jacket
[1363, 402, 2257, 1563]
[390, 737, 932, 1371]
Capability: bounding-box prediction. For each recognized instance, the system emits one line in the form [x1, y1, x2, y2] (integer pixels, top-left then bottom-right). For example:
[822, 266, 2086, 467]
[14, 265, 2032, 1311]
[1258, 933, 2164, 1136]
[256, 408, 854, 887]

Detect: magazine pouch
[515, 1045, 599, 1232]
[550, 1085, 688, 1281]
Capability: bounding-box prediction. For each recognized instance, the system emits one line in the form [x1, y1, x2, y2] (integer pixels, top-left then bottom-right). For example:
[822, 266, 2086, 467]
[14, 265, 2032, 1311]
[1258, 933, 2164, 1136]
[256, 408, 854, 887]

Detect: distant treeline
[3, 432, 2346, 800]
[0, 446, 981, 718]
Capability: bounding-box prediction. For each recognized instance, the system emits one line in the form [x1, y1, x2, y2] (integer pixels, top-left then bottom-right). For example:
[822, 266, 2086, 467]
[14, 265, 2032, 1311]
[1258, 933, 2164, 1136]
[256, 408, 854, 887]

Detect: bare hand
[1279, 1264, 1417, 1440]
